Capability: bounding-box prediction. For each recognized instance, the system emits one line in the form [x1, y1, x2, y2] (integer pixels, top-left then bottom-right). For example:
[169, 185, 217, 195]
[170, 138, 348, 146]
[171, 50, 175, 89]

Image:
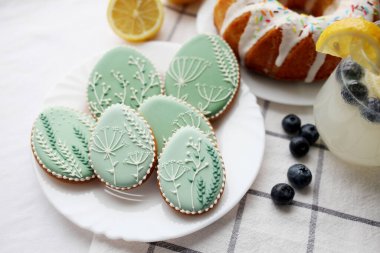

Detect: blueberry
[271, 183, 295, 205]
[347, 80, 368, 100]
[368, 97, 380, 110]
[282, 114, 301, 134]
[360, 109, 378, 122]
[289, 136, 310, 158]
[287, 164, 312, 189]
[341, 87, 356, 105]
[360, 97, 380, 123]
[341, 80, 368, 105]
[299, 124, 319, 144]
[338, 59, 364, 82]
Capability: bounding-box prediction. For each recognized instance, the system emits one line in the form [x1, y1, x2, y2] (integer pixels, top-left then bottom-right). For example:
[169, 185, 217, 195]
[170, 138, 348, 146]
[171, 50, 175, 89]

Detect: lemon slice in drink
[107, 0, 164, 42]
[365, 70, 380, 97]
[316, 18, 380, 74]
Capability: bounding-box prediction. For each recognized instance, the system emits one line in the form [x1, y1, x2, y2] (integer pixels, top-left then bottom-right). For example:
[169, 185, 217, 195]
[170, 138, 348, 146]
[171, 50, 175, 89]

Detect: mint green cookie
[158, 126, 225, 215]
[139, 95, 215, 154]
[164, 34, 239, 119]
[90, 104, 156, 190]
[31, 107, 96, 181]
[87, 47, 162, 118]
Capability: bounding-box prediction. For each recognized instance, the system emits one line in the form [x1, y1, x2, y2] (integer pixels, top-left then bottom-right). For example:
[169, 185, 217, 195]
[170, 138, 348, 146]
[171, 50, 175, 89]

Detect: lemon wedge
[316, 18, 380, 74]
[107, 0, 164, 42]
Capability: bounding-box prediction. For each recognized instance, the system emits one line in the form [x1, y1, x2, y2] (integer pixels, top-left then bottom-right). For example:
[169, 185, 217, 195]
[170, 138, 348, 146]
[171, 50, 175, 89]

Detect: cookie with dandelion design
[158, 126, 225, 215]
[31, 107, 96, 182]
[90, 104, 156, 190]
[87, 46, 163, 118]
[164, 34, 239, 119]
[139, 95, 216, 154]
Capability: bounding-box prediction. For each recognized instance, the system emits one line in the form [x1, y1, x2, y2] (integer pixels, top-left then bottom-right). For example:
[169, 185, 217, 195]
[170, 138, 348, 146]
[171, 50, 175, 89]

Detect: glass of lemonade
[314, 58, 380, 167]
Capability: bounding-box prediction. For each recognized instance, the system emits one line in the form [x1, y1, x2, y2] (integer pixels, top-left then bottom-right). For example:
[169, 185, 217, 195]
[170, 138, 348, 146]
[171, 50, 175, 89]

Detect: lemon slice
[365, 70, 380, 98]
[107, 0, 164, 42]
[316, 18, 380, 74]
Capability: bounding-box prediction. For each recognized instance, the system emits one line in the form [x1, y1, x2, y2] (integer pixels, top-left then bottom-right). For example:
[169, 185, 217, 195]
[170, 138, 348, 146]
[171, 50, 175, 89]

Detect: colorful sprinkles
[247, 1, 378, 41]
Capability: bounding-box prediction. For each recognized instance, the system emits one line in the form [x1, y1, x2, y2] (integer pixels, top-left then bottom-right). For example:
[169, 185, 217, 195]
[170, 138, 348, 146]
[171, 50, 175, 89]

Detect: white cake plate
[31, 41, 266, 242]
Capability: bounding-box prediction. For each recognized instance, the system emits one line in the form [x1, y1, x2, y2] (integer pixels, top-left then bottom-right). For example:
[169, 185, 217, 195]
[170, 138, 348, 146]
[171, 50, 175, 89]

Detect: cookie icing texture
[158, 126, 225, 214]
[90, 104, 156, 189]
[31, 107, 96, 181]
[87, 46, 162, 118]
[164, 34, 239, 119]
[139, 95, 215, 154]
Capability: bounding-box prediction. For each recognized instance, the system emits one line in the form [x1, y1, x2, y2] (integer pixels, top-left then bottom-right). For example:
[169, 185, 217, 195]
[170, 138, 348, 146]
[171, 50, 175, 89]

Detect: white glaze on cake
[220, 0, 379, 82]
[305, 53, 326, 83]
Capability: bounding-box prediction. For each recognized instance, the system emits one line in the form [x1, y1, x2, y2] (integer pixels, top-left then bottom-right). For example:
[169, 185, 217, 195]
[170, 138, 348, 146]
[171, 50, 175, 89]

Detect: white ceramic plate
[32, 41, 265, 242]
[197, 0, 323, 106]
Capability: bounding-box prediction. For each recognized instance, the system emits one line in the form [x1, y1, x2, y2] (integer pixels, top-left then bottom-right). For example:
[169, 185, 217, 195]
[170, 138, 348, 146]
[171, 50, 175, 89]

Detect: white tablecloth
[1, 1, 379, 253]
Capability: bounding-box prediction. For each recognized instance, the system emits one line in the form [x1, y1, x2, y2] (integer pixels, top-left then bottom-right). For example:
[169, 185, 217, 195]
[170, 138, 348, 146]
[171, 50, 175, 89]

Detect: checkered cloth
[1, 0, 378, 252]
[89, 1, 380, 253]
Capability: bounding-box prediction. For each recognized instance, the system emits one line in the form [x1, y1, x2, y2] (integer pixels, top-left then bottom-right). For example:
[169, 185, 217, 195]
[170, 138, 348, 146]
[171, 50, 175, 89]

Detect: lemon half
[107, 0, 164, 42]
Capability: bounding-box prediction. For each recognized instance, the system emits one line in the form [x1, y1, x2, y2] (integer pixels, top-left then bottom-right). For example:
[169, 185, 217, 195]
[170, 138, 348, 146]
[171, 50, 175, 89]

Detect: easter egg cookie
[158, 126, 225, 215]
[90, 104, 156, 190]
[87, 46, 163, 118]
[31, 107, 96, 182]
[139, 95, 216, 153]
[165, 34, 239, 119]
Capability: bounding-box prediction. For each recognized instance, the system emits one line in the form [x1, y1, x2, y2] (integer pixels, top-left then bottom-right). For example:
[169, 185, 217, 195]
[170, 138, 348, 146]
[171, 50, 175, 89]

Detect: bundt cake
[214, 0, 379, 82]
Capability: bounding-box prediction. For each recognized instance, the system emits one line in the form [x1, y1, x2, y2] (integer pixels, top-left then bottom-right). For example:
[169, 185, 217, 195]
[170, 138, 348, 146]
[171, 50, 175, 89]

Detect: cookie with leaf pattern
[164, 34, 239, 119]
[87, 46, 163, 118]
[139, 95, 216, 154]
[89, 104, 156, 190]
[31, 107, 96, 182]
[158, 126, 225, 215]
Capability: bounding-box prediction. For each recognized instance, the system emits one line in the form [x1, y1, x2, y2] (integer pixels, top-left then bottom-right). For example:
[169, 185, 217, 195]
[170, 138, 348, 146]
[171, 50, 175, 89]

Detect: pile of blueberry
[282, 114, 319, 158]
[337, 59, 380, 123]
[271, 164, 312, 205]
[270, 114, 318, 205]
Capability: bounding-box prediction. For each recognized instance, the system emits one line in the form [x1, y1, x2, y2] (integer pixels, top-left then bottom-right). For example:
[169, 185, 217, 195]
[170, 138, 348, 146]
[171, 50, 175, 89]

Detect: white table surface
[1, 1, 379, 253]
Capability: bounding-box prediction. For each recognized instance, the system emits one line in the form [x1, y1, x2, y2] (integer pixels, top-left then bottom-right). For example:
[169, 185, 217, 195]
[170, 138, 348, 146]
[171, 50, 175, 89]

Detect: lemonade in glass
[314, 18, 380, 167]
[314, 58, 380, 166]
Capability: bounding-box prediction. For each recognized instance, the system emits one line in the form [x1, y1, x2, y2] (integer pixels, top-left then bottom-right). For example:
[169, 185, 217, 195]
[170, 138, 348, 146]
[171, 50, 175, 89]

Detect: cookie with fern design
[139, 95, 216, 154]
[158, 126, 225, 215]
[31, 107, 96, 182]
[164, 34, 239, 119]
[89, 104, 156, 190]
[87, 46, 163, 118]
